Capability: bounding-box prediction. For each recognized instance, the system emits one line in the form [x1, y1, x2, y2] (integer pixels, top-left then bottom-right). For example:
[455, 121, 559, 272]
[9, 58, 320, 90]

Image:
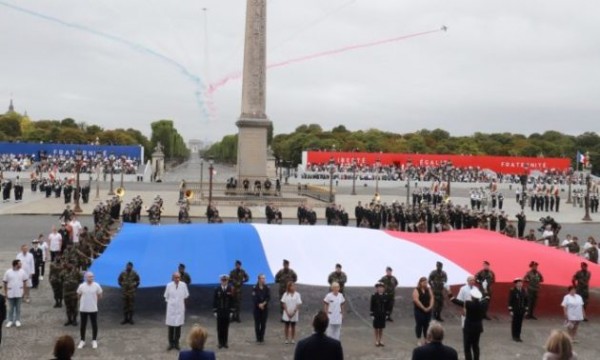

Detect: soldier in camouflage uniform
[428, 261, 448, 321]
[475, 260, 496, 320]
[274, 259, 297, 311]
[118, 262, 141, 325]
[523, 261, 543, 319]
[228, 260, 249, 322]
[572, 262, 591, 320]
[378, 266, 398, 321]
[49, 256, 63, 308]
[327, 263, 348, 294]
[62, 262, 81, 326]
[178, 263, 192, 285]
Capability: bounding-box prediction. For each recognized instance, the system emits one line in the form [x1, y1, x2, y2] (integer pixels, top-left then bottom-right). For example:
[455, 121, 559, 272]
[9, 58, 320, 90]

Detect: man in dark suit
[294, 311, 343, 360]
[411, 321, 458, 360]
[213, 274, 234, 349]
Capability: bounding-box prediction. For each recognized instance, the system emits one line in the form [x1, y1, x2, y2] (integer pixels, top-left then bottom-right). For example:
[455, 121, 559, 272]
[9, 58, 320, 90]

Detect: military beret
[483, 261, 490, 265]
[386, 266, 392, 271]
[235, 260, 242, 265]
[436, 261, 443, 266]
[529, 261, 538, 267]
[581, 262, 588, 267]
[179, 263, 186, 268]
[283, 259, 289, 264]
[335, 263, 342, 268]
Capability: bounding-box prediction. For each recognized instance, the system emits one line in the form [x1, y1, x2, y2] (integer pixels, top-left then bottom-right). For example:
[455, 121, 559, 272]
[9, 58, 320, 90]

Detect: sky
[1, 0, 599, 144]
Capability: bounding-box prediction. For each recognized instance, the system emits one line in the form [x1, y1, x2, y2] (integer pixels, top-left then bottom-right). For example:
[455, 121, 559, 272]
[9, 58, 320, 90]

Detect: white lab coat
[15, 251, 34, 287]
[164, 281, 189, 326]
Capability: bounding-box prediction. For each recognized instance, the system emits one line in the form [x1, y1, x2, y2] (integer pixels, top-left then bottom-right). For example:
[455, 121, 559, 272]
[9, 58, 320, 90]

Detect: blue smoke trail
[0, 1, 209, 120]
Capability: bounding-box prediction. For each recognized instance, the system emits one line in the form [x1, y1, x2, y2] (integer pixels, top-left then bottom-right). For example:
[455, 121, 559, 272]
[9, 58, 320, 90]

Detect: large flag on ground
[90, 224, 600, 289]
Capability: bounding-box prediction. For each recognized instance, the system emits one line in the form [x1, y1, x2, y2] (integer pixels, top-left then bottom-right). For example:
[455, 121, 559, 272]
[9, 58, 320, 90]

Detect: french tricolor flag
[577, 151, 586, 164]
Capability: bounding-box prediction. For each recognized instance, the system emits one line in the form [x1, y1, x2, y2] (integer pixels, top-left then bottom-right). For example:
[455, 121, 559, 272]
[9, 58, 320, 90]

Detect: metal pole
[74, 160, 82, 213]
[108, 158, 115, 195]
[94, 165, 100, 201]
[566, 177, 572, 204]
[208, 162, 214, 204]
[119, 157, 124, 190]
[329, 167, 334, 203]
[200, 159, 204, 198]
[351, 163, 357, 195]
[583, 174, 592, 221]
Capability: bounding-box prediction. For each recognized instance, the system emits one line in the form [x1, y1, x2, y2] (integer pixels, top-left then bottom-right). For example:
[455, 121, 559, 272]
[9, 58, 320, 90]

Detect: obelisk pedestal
[236, 0, 272, 183]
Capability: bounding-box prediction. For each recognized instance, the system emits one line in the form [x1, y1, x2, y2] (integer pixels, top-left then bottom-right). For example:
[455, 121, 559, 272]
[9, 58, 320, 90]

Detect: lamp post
[406, 158, 412, 206]
[74, 149, 83, 213]
[519, 165, 528, 211]
[375, 157, 381, 195]
[351, 159, 357, 196]
[328, 157, 335, 203]
[200, 157, 204, 198]
[208, 157, 214, 204]
[119, 155, 126, 190]
[566, 169, 573, 204]
[583, 174, 592, 221]
[445, 161, 453, 197]
[108, 153, 115, 195]
[94, 154, 101, 201]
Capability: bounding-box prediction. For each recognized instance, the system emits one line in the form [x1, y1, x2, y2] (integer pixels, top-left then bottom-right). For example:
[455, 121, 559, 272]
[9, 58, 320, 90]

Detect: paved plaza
[0, 162, 599, 359]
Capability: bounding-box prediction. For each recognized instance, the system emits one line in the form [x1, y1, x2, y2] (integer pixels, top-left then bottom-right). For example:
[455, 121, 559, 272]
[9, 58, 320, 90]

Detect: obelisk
[236, 0, 272, 182]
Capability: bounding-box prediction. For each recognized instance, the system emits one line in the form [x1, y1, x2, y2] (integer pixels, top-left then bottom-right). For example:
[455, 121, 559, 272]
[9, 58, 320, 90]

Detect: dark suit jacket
[412, 342, 459, 360]
[294, 333, 343, 360]
[0, 294, 6, 322]
[177, 349, 216, 360]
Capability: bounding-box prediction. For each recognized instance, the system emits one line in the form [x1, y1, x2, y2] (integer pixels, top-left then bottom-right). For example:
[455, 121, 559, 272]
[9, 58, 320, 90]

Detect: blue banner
[0, 142, 143, 160]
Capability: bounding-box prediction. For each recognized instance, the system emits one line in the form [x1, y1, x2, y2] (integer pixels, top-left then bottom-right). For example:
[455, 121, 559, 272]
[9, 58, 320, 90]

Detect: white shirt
[77, 281, 103, 312]
[324, 292, 345, 325]
[281, 291, 302, 322]
[3, 268, 28, 298]
[561, 239, 571, 252]
[69, 220, 82, 244]
[48, 232, 62, 252]
[16, 251, 34, 278]
[562, 294, 584, 321]
[164, 281, 189, 326]
[38, 241, 49, 262]
[457, 284, 474, 302]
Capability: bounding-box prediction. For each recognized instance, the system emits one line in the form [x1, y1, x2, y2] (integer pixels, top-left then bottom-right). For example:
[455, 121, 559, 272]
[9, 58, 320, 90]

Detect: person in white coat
[15, 244, 34, 303]
[323, 282, 346, 340]
[164, 272, 189, 351]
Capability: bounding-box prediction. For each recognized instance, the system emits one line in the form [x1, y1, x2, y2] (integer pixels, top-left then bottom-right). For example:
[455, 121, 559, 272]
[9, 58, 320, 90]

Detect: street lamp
[351, 159, 357, 196]
[108, 153, 115, 195]
[519, 165, 528, 211]
[74, 149, 83, 213]
[375, 158, 381, 195]
[406, 158, 412, 206]
[445, 161, 453, 197]
[566, 169, 573, 204]
[208, 157, 214, 205]
[94, 153, 101, 201]
[328, 157, 335, 203]
[119, 155, 126, 190]
[583, 174, 592, 221]
[200, 157, 204, 198]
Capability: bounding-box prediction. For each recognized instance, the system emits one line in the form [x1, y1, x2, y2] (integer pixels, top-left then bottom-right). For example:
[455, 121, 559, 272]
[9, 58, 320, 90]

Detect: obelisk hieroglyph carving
[236, 0, 272, 182]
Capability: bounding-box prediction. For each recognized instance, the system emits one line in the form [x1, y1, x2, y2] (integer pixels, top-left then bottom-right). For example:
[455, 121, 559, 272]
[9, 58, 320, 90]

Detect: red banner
[304, 151, 571, 174]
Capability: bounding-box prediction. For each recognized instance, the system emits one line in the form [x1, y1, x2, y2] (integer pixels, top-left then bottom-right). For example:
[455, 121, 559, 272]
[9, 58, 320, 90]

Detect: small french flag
[577, 151, 586, 164]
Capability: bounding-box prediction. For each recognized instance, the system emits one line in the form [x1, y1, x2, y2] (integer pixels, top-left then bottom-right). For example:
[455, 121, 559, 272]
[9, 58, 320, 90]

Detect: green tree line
[206, 124, 600, 174]
[0, 110, 189, 161]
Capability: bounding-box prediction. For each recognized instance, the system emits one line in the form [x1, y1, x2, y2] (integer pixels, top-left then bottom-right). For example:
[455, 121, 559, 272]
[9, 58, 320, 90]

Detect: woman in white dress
[281, 281, 302, 344]
[561, 286, 585, 343]
[323, 282, 346, 340]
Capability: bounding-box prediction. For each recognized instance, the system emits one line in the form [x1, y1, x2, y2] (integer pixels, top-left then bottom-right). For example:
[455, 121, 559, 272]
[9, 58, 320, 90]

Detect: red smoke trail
[207, 28, 443, 96]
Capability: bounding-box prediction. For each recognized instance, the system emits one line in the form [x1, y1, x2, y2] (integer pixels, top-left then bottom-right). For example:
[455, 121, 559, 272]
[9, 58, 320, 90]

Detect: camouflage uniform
[378, 274, 398, 320]
[523, 269, 543, 318]
[573, 269, 591, 308]
[229, 267, 249, 322]
[274, 268, 298, 300]
[327, 270, 348, 294]
[428, 269, 448, 321]
[49, 259, 63, 308]
[62, 266, 82, 325]
[475, 268, 496, 319]
[118, 269, 141, 324]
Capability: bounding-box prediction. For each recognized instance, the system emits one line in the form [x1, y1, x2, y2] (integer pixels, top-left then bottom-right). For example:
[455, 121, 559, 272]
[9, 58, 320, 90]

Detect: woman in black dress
[412, 276, 434, 345]
[370, 282, 390, 347]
